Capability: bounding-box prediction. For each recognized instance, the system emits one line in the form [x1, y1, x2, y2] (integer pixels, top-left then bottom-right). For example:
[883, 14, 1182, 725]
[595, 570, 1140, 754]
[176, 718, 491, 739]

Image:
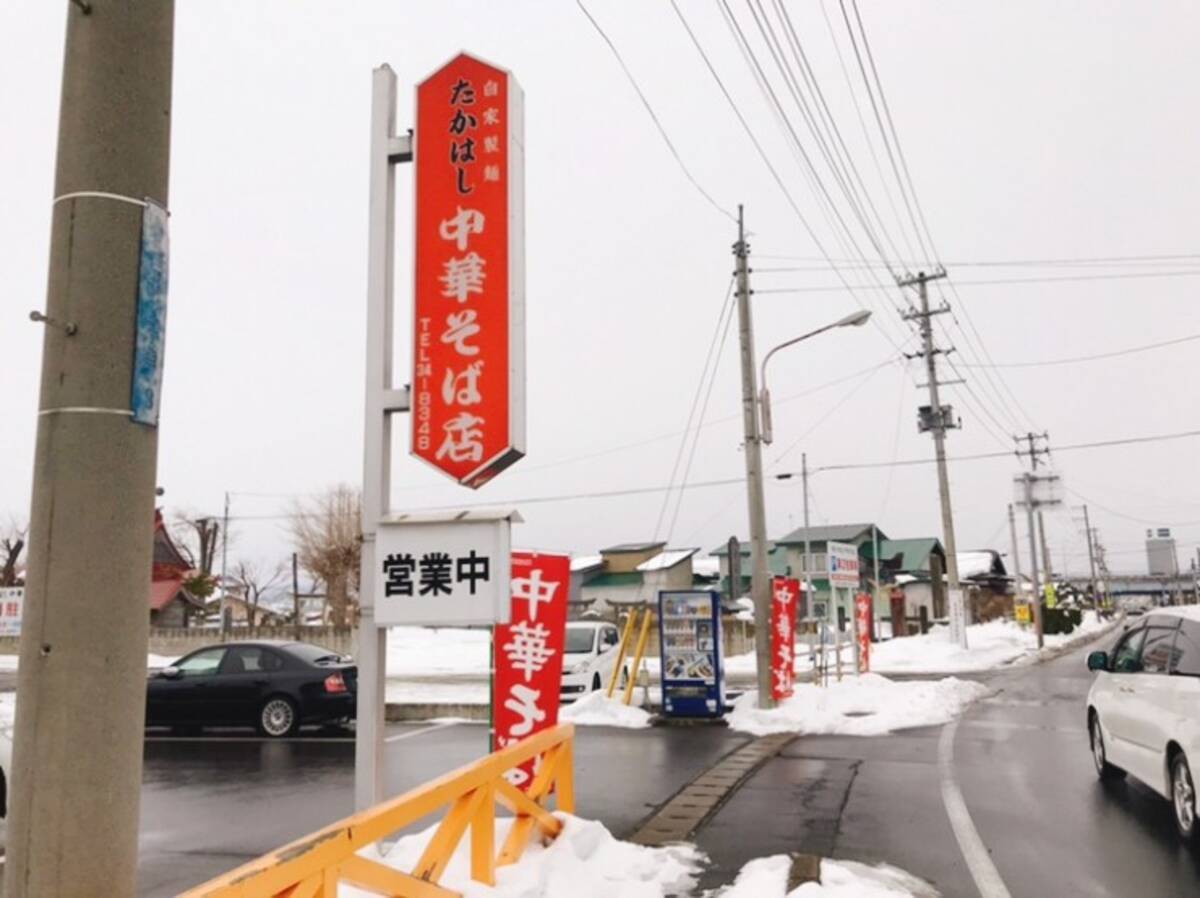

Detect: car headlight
[568, 660, 591, 675]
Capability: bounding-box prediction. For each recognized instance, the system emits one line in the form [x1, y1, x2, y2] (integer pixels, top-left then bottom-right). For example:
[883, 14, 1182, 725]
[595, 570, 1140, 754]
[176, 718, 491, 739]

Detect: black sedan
[146, 641, 357, 737]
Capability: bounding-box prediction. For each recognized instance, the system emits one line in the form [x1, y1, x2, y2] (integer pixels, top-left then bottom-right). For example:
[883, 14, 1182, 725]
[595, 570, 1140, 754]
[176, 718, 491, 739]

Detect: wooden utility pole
[8, 3, 175, 894]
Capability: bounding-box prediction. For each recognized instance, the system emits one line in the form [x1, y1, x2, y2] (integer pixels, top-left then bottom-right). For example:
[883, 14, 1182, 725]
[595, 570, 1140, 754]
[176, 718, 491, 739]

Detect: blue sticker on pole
[131, 200, 169, 426]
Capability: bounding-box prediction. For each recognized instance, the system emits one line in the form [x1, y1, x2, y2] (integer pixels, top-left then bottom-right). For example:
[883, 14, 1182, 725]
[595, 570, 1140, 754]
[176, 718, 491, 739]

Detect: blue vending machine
[658, 590, 726, 718]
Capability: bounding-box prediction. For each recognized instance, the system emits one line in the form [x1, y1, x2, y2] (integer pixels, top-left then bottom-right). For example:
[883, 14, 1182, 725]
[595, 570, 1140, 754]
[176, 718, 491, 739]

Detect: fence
[179, 723, 576, 898]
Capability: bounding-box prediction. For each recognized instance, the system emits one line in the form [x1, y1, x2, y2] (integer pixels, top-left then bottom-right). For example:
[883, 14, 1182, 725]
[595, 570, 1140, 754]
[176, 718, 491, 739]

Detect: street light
[758, 309, 872, 444]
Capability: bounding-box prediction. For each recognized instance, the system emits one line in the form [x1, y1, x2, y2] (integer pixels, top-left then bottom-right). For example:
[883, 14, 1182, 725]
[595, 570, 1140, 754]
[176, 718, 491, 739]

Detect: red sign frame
[413, 53, 525, 488]
[492, 552, 569, 788]
[771, 576, 799, 701]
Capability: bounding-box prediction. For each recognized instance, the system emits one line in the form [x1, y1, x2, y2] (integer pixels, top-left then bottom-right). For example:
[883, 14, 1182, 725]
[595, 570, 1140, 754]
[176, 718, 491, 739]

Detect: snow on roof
[570, 555, 604, 573]
[692, 556, 721, 577]
[957, 551, 998, 579]
[636, 548, 699, 572]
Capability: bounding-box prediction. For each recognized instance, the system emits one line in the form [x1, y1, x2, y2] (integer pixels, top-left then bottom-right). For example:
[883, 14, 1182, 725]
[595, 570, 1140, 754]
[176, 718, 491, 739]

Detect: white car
[1086, 607, 1200, 841]
[560, 621, 627, 703]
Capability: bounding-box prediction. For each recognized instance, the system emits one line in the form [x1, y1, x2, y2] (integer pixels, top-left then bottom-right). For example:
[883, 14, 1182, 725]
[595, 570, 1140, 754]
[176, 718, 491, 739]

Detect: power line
[753, 251, 1200, 268]
[575, 0, 735, 222]
[755, 268, 1200, 292]
[958, 332, 1200, 369]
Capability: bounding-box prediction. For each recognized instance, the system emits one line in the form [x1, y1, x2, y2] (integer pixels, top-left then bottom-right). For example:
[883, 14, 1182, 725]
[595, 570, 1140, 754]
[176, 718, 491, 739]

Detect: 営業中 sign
[412, 53, 525, 489]
[771, 577, 799, 701]
[493, 551, 569, 788]
[854, 592, 872, 673]
[374, 511, 517, 626]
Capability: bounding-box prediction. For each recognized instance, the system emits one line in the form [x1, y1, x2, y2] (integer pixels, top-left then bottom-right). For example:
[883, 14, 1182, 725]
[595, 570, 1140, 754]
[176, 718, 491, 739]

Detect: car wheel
[1172, 752, 1199, 842]
[258, 696, 298, 738]
[1090, 714, 1125, 781]
[591, 673, 602, 692]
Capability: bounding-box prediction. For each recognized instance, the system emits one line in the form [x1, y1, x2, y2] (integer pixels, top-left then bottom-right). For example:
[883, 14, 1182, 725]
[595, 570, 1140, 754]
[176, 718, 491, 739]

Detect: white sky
[3, 1, 1199, 578]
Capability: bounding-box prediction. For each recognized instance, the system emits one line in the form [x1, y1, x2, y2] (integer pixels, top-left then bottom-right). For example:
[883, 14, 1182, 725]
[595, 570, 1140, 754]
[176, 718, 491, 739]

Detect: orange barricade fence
[178, 722, 576, 898]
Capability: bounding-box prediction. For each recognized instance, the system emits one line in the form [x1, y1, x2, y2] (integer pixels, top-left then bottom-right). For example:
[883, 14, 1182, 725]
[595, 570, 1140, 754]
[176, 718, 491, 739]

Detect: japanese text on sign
[493, 552, 569, 788]
[854, 592, 872, 673]
[414, 53, 525, 488]
[771, 577, 799, 700]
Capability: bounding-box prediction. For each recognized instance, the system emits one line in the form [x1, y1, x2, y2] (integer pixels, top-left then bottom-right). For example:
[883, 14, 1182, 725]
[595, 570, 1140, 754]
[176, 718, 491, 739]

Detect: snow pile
[343, 813, 702, 898]
[560, 692, 652, 729]
[872, 611, 1111, 674]
[386, 627, 490, 676]
[726, 674, 987, 737]
[718, 855, 938, 897]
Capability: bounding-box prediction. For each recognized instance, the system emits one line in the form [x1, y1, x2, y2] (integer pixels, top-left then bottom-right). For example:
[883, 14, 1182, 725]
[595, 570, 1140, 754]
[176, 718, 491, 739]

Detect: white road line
[938, 718, 1013, 898]
[384, 720, 458, 744]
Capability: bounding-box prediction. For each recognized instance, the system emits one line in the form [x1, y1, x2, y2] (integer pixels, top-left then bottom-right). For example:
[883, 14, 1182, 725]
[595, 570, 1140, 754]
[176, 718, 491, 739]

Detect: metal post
[356, 65, 412, 811]
[1007, 503, 1023, 618]
[802, 453, 818, 682]
[901, 272, 967, 647]
[1023, 474, 1044, 648]
[7, 2, 175, 893]
[292, 552, 301, 640]
[1082, 506, 1098, 606]
[733, 206, 775, 709]
[220, 490, 230, 632]
[871, 524, 881, 641]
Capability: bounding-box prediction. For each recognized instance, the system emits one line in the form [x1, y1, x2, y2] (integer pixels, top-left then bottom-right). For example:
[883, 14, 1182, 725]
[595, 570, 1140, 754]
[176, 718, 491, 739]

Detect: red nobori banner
[855, 592, 872, 673]
[771, 576, 799, 701]
[492, 551, 568, 788]
[413, 53, 525, 489]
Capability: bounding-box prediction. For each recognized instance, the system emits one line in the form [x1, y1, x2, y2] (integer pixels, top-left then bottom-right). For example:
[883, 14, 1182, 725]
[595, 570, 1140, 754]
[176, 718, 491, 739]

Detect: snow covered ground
[342, 813, 936, 898]
[718, 854, 938, 897]
[560, 692, 652, 729]
[342, 814, 703, 898]
[725, 674, 988, 737]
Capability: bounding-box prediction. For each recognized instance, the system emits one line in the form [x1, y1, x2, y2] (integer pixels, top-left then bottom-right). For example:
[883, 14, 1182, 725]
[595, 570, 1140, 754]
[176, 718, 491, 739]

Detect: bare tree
[287, 485, 361, 627]
[1, 517, 27, 587]
[168, 510, 224, 599]
[233, 559, 286, 629]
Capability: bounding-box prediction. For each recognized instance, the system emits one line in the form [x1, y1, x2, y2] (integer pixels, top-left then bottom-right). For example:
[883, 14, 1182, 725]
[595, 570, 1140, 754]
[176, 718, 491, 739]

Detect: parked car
[146, 641, 357, 737]
[0, 716, 11, 836]
[560, 621, 627, 702]
[1086, 608, 1200, 841]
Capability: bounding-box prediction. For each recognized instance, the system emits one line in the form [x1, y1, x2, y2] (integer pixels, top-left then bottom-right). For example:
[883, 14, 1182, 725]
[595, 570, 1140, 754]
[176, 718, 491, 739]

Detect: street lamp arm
[759, 309, 872, 394]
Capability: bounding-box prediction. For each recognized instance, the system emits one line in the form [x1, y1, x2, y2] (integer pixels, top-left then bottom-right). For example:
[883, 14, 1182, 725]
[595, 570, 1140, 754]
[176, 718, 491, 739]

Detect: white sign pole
[356, 65, 413, 812]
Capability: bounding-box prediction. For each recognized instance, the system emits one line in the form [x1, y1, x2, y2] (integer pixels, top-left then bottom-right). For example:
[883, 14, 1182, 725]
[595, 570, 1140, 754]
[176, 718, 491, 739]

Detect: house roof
[570, 555, 605, 573]
[774, 523, 885, 547]
[582, 571, 643, 588]
[867, 538, 945, 573]
[709, 539, 780, 557]
[692, 556, 721, 577]
[148, 578, 203, 611]
[600, 542, 666, 555]
[637, 548, 699, 572]
[152, 510, 190, 571]
[958, 550, 1007, 580]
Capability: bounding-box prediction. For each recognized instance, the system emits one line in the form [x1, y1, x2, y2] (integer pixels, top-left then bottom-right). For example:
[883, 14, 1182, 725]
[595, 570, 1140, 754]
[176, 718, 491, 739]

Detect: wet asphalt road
[693, 633, 1200, 897]
[135, 632, 1200, 897]
[136, 720, 750, 896]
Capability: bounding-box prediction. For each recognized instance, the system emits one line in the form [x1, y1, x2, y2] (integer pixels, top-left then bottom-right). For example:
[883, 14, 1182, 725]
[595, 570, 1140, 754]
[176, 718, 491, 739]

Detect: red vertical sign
[855, 592, 873, 673]
[771, 577, 799, 701]
[493, 552, 569, 788]
[413, 53, 525, 488]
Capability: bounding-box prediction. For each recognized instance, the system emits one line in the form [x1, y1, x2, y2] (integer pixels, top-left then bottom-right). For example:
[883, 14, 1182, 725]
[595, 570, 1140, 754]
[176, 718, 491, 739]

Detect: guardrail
[179, 723, 575, 898]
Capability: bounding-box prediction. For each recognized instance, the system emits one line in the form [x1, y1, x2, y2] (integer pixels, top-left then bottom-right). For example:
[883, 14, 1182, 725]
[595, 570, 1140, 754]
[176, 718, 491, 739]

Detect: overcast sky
[3, 1, 1199, 578]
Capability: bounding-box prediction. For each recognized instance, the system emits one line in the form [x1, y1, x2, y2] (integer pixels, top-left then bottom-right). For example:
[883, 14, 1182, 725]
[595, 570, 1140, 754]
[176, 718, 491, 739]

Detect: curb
[627, 732, 796, 847]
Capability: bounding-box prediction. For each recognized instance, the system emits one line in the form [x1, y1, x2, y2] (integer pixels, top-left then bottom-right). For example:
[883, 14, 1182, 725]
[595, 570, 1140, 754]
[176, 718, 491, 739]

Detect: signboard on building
[374, 511, 517, 626]
[412, 53, 526, 489]
[0, 587, 22, 637]
[854, 592, 872, 673]
[493, 551, 569, 788]
[827, 541, 861, 588]
[771, 577, 799, 701]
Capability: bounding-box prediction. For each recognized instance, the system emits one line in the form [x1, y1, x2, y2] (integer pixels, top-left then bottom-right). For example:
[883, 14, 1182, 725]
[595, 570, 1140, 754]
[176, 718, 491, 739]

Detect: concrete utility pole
[1007, 503, 1023, 608]
[220, 489, 230, 632]
[8, 3, 175, 895]
[899, 270, 968, 648]
[734, 206, 775, 709]
[1022, 474, 1045, 648]
[1082, 506, 1099, 604]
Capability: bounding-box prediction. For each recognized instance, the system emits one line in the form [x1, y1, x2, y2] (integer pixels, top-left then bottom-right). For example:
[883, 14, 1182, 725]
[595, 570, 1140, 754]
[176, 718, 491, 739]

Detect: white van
[1086, 607, 1200, 842]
